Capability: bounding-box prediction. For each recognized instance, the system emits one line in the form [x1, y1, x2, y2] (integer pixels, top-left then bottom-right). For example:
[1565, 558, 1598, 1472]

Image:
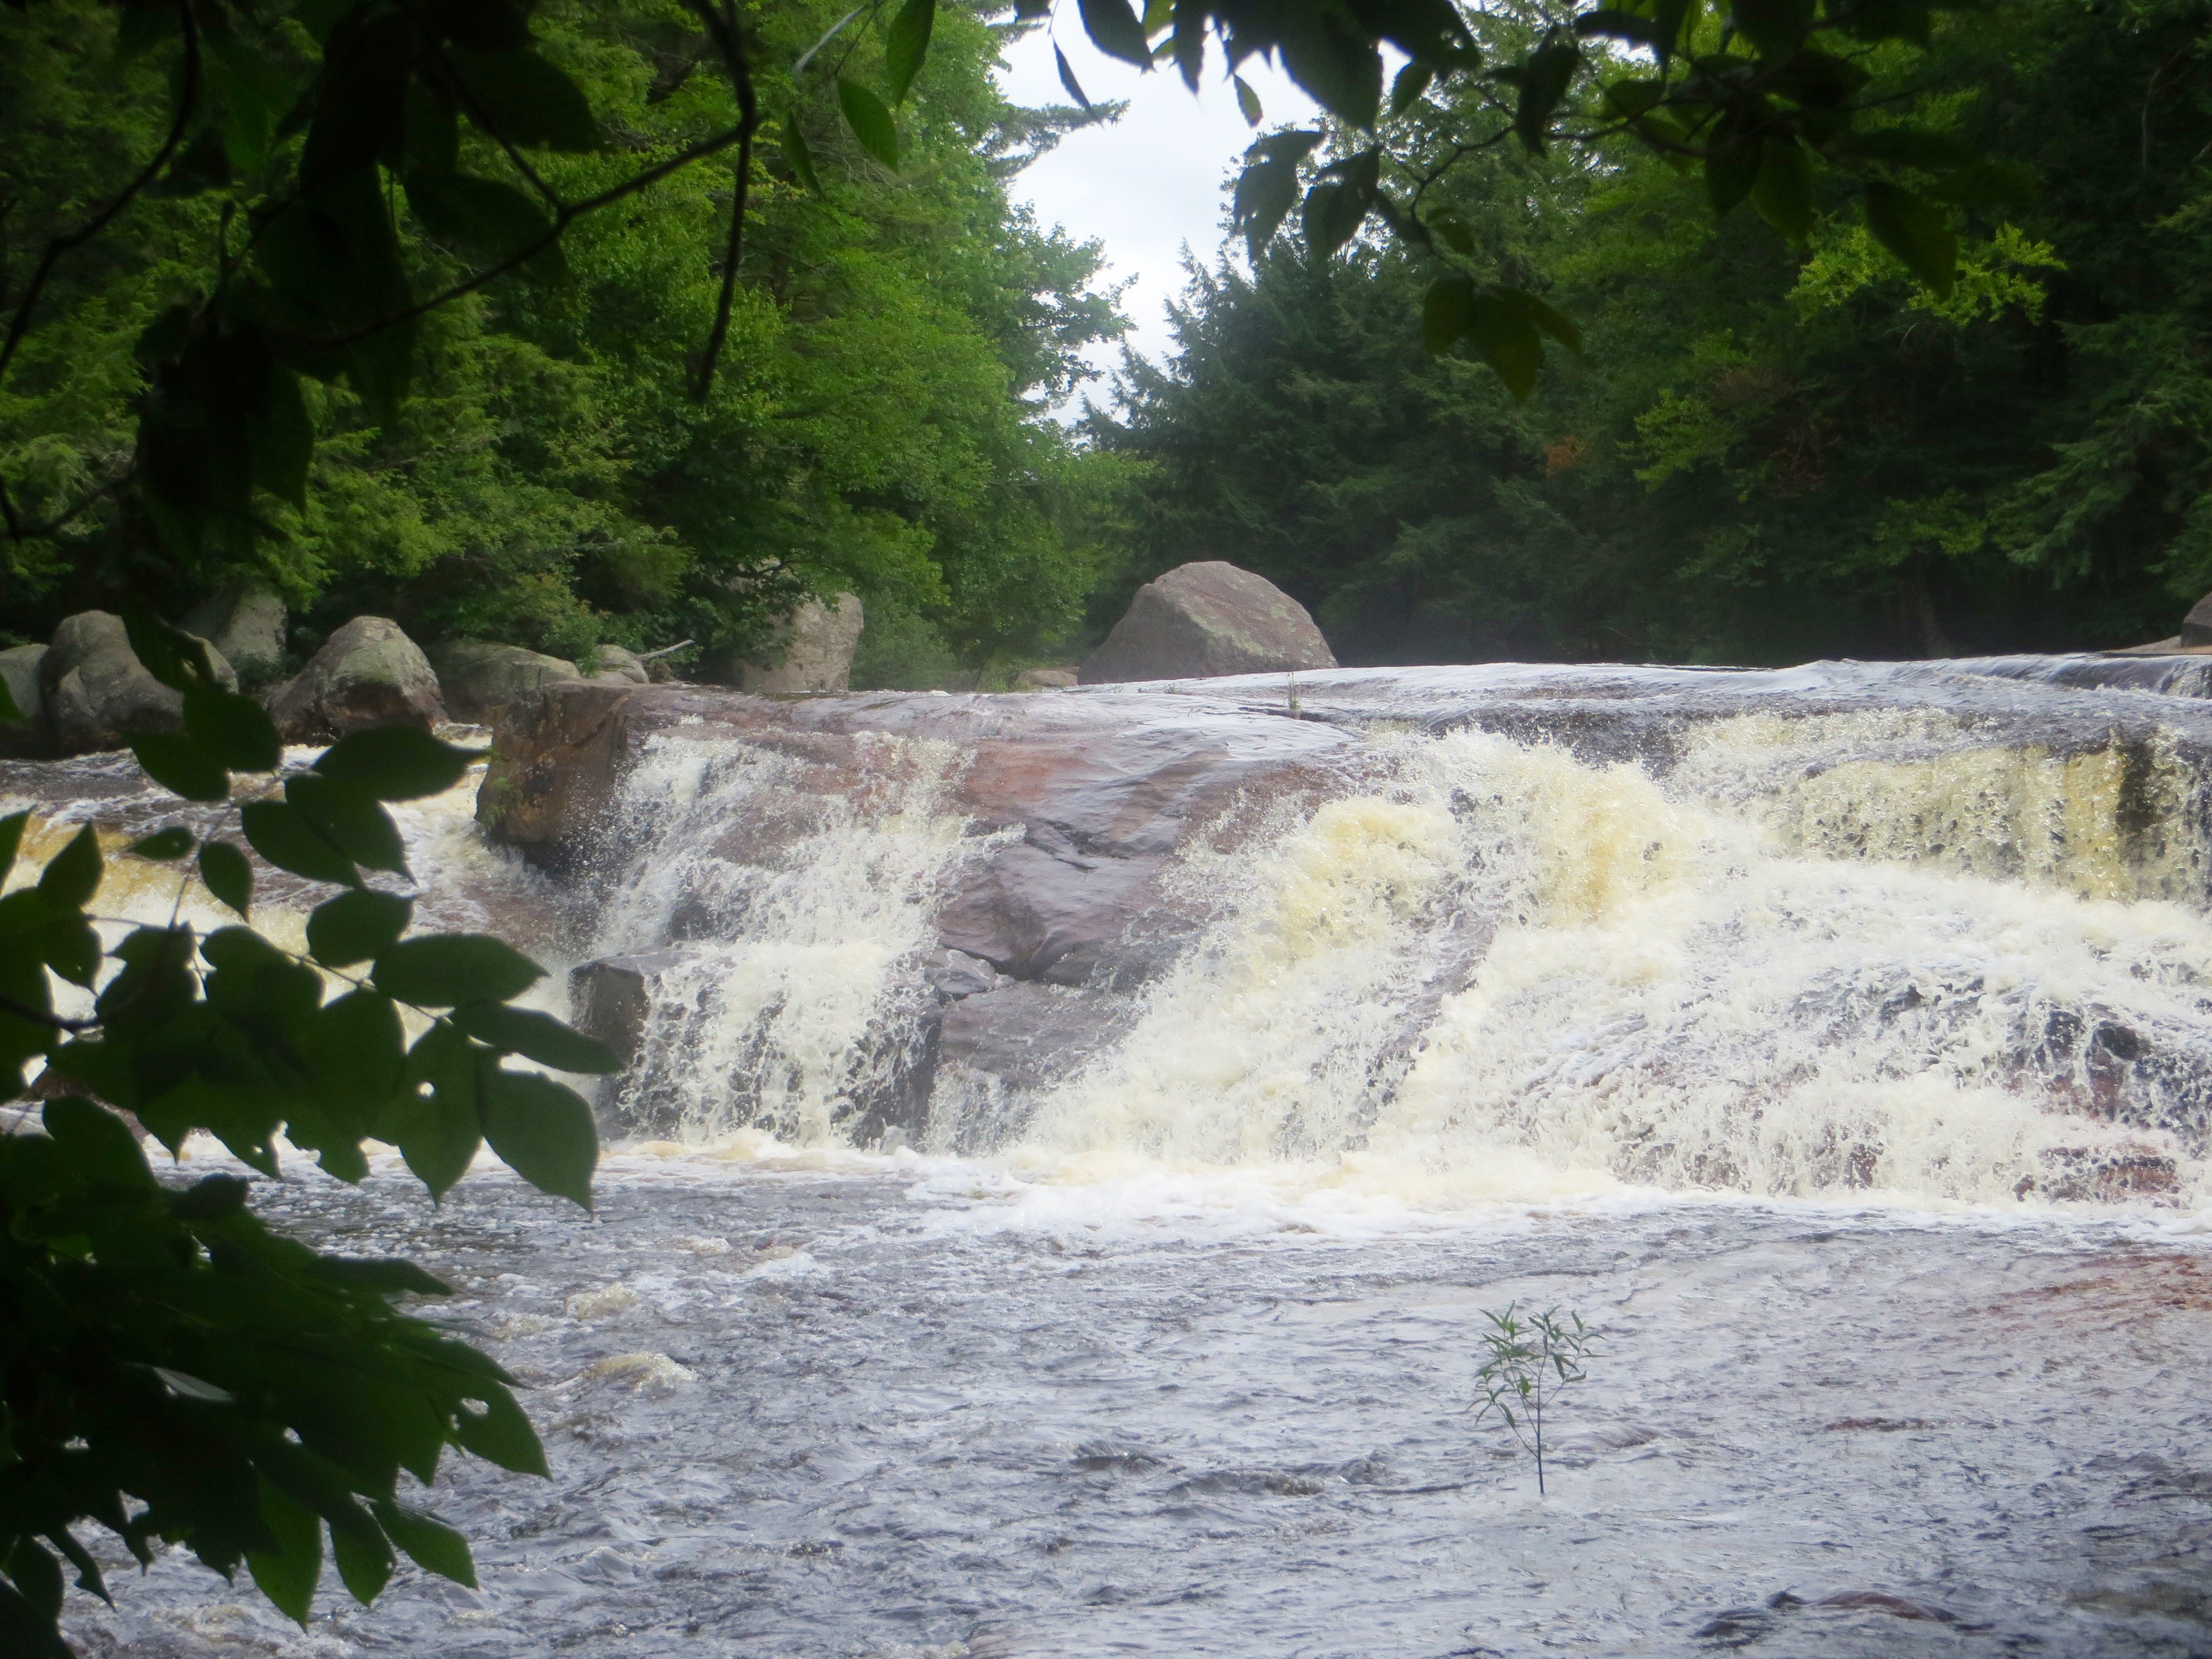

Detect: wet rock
[41, 610, 237, 755]
[427, 640, 582, 723]
[591, 644, 650, 685]
[937, 982, 1132, 1093]
[1013, 667, 1078, 690]
[742, 593, 863, 693]
[0, 644, 51, 758]
[1814, 1590, 1953, 1622]
[936, 842, 1178, 986]
[479, 680, 640, 850]
[1079, 561, 1335, 685]
[268, 617, 444, 742]
[180, 583, 285, 681]
[570, 950, 687, 1070]
[2184, 589, 2212, 646]
[925, 948, 1001, 999]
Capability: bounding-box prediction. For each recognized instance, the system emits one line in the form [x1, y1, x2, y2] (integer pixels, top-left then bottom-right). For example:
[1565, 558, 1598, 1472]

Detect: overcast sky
[991, 26, 1318, 399]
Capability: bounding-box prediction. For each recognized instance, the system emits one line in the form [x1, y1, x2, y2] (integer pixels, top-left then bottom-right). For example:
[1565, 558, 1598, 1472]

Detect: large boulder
[740, 594, 863, 693]
[1079, 561, 1335, 685]
[590, 644, 650, 686]
[41, 611, 236, 755]
[0, 645, 52, 758]
[269, 617, 445, 742]
[428, 640, 582, 723]
[181, 583, 286, 681]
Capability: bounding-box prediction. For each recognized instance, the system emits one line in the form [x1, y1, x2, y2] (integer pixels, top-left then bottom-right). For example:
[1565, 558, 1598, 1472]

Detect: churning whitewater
[587, 686, 2212, 1210]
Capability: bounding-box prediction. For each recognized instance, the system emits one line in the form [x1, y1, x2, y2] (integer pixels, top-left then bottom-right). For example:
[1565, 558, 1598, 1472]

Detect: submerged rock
[269, 617, 444, 742]
[1080, 561, 1335, 685]
[41, 609, 237, 755]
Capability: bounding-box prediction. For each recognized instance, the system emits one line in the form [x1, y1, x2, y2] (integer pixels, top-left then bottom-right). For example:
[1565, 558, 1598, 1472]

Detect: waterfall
[560, 662, 2212, 1208]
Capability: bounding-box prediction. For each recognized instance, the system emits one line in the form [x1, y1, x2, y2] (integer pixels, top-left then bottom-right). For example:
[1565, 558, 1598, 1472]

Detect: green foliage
[0, 627, 617, 1650]
[1468, 1303, 1596, 1496]
[1103, 0, 2212, 662]
[2, 0, 1125, 679]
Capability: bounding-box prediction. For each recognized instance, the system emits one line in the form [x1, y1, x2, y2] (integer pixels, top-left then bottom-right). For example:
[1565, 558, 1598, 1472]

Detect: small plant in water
[1468, 1303, 1597, 1495]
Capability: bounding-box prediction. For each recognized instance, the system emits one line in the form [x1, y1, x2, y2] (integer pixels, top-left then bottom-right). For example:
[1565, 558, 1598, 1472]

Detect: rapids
[9, 653, 2212, 1656]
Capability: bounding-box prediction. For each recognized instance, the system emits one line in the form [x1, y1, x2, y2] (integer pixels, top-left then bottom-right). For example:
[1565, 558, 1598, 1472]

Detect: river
[13, 654, 2212, 1657]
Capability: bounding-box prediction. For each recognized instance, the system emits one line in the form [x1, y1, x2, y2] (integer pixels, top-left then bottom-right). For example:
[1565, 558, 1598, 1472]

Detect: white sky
[992, 25, 1318, 395]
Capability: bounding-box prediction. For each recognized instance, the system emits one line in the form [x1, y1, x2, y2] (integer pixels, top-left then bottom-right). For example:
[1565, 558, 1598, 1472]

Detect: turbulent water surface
[11, 655, 2212, 1657]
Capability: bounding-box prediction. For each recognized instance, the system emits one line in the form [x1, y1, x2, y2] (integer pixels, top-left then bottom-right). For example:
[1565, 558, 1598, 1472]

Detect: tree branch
[682, 0, 761, 402]
[0, 0, 200, 541]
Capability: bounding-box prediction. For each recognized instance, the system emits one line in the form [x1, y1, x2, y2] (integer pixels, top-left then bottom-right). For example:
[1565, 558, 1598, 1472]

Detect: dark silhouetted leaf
[124, 609, 223, 691]
[1236, 74, 1264, 126]
[374, 936, 543, 1008]
[307, 890, 411, 967]
[1705, 137, 1762, 215]
[483, 1068, 597, 1208]
[782, 113, 823, 192]
[1864, 180, 1956, 296]
[331, 1523, 393, 1606]
[286, 774, 407, 874]
[445, 49, 599, 151]
[452, 1001, 618, 1073]
[372, 1501, 476, 1587]
[247, 1480, 322, 1627]
[1055, 45, 1092, 111]
[0, 812, 25, 883]
[36, 826, 102, 911]
[1079, 0, 1152, 65]
[403, 173, 565, 280]
[130, 732, 229, 803]
[314, 727, 480, 800]
[241, 799, 359, 886]
[309, 1256, 453, 1295]
[131, 826, 196, 860]
[450, 1385, 548, 1476]
[1751, 137, 1814, 239]
[183, 683, 281, 774]
[199, 839, 253, 915]
[1463, 290, 1546, 399]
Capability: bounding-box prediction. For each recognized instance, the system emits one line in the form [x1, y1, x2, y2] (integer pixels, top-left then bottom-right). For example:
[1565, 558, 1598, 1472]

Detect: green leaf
[129, 732, 230, 803]
[1727, 0, 1814, 58]
[1751, 136, 1814, 240]
[837, 78, 899, 169]
[1428, 213, 1476, 257]
[450, 1385, 548, 1477]
[330, 1523, 393, 1606]
[452, 1002, 618, 1073]
[131, 826, 197, 860]
[303, 989, 406, 1144]
[371, 1501, 476, 1588]
[199, 840, 253, 915]
[0, 812, 25, 884]
[36, 826, 102, 911]
[885, 0, 935, 103]
[286, 774, 408, 875]
[249, 363, 312, 510]
[300, 7, 411, 186]
[43, 1095, 153, 1188]
[1234, 150, 1312, 262]
[169, 1171, 251, 1219]
[1864, 181, 1956, 298]
[247, 1480, 323, 1628]
[1463, 290, 1546, 399]
[1387, 62, 1431, 117]
[1235, 74, 1264, 127]
[435, 0, 533, 51]
[445, 49, 599, 151]
[1494, 285, 1582, 353]
[308, 1256, 453, 1295]
[1509, 40, 1580, 155]
[313, 727, 480, 800]
[1078, 0, 1152, 65]
[373, 936, 544, 1008]
[1054, 45, 1092, 111]
[123, 609, 223, 692]
[403, 173, 565, 281]
[781, 113, 823, 194]
[482, 1068, 598, 1208]
[307, 890, 412, 968]
[183, 682, 281, 774]
[1705, 137, 1762, 216]
[241, 799, 359, 887]
[393, 1024, 486, 1198]
[3, 1539, 62, 1624]
[1422, 273, 1475, 354]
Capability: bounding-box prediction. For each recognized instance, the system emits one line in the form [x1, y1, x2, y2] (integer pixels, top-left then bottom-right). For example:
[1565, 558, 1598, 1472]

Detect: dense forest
[2, 0, 1130, 686]
[9, 0, 2212, 679]
[1098, 0, 2212, 665]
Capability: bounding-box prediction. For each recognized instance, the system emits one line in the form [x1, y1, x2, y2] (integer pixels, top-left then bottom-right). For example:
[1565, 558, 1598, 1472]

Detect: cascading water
[578, 682, 2212, 1210]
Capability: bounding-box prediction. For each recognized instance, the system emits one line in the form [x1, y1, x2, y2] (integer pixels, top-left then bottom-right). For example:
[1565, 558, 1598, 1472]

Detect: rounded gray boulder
[1078, 561, 1335, 685]
[426, 641, 584, 723]
[40, 610, 237, 755]
[269, 617, 446, 742]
